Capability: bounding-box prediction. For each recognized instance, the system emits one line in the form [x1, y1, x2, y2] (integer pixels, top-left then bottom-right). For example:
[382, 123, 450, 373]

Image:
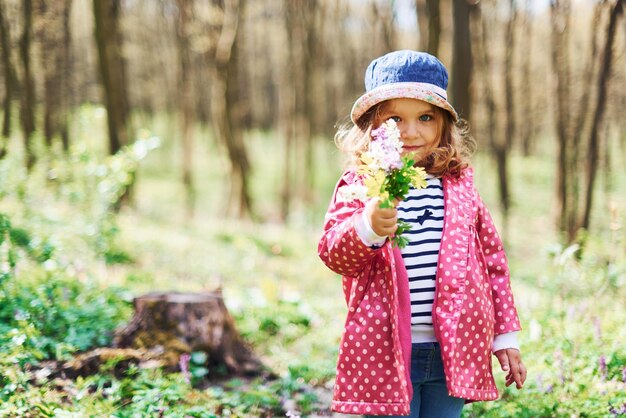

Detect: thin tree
[93, 0, 130, 155]
[0, 0, 17, 150]
[367, 0, 396, 55]
[550, 0, 574, 240]
[284, 0, 317, 214]
[61, 0, 72, 151]
[474, 1, 510, 229]
[567, 1, 604, 239]
[300, 0, 318, 206]
[19, 0, 36, 167]
[37, 0, 72, 148]
[503, 0, 517, 152]
[176, 0, 195, 219]
[491, 0, 517, 220]
[519, 0, 534, 156]
[374, 0, 396, 53]
[416, 0, 441, 56]
[416, 0, 428, 51]
[451, 0, 473, 121]
[210, 0, 252, 218]
[580, 0, 624, 232]
[280, 0, 298, 221]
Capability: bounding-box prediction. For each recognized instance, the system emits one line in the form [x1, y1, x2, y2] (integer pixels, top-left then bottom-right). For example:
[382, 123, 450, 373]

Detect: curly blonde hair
[334, 100, 475, 178]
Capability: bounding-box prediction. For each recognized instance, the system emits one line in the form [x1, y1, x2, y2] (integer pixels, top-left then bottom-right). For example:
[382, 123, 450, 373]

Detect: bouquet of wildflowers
[338, 119, 427, 248]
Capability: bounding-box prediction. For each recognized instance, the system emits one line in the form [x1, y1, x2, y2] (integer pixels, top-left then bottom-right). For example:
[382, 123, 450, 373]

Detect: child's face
[378, 98, 443, 162]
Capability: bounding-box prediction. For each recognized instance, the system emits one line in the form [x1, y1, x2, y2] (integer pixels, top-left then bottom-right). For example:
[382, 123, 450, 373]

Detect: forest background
[0, 0, 625, 417]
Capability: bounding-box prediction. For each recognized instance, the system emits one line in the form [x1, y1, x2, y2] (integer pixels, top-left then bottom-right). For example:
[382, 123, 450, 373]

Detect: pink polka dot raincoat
[318, 168, 522, 416]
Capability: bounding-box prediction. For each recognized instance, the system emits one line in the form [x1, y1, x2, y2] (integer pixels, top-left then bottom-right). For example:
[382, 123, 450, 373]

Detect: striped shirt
[397, 176, 444, 343]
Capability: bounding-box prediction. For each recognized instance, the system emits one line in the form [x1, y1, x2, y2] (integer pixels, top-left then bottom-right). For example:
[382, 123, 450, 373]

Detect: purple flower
[368, 119, 403, 172]
[554, 349, 566, 384]
[179, 353, 191, 384]
[622, 366, 626, 383]
[599, 355, 607, 382]
[593, 316, 602, 340]
[609, 403, 626, 416]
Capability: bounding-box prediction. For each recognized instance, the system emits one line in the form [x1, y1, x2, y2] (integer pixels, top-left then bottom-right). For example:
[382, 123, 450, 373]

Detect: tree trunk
[564, 1, 604, 241]
[475, 3, 510, 226]
[278, 81, 294, 222]
[426, 0, 441, 56]
[176, 0, 195, 219]
[416, 0, 429, 51]
[520, 0, 533, 156]
[19, 0, 36, 168]
[284, 0, 317, 214]
[0, 0, 16, 150]
[369, 0, 396, 54]
[37, 0, 70, 148]
[489, 0, 517, 222]
[550, 0, 574, 240]
[113, 291, 263, 376]
[580, 0, 623, 232]
[60, 0, 72, 151]
[280, 0, 297, 221]
[93, 0, 130, 155]
[416, 0, 441, 55]
[451, 0, 473, 121]
[210, 0, 252, 218]
[375, 1, 396, 52]
[503, 0, 517, 151]
[301, 0, 317, 206]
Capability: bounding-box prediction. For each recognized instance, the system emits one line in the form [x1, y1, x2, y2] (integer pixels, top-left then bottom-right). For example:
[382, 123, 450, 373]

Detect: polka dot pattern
[319, 168, 521, 413]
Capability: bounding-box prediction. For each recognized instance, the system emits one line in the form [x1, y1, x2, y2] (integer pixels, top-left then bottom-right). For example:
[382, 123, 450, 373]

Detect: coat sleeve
[475, 193, 522, 337]
[318, 171, 382, 279]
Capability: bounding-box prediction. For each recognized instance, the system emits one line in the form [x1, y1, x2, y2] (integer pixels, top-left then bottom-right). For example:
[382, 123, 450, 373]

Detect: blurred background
[0, 0, 624, 416]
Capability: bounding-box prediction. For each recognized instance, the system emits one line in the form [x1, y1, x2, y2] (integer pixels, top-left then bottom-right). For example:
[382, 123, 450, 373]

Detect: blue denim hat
[351, 50, 458, 123]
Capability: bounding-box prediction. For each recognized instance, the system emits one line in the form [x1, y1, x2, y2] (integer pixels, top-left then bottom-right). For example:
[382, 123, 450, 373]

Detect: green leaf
[190, 351, 208, 365]
[191, 367, 209, 379]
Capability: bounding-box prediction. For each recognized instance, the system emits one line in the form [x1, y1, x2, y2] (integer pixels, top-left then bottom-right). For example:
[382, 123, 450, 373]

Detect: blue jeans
[366, 342, 465, 418]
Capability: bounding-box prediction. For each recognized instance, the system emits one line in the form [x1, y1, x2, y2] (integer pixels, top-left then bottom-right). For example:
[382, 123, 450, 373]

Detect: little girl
[318, 50, 526, 417]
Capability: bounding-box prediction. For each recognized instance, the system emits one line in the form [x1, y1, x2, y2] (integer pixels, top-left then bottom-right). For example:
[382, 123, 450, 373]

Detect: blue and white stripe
[397, 176, 444, 343]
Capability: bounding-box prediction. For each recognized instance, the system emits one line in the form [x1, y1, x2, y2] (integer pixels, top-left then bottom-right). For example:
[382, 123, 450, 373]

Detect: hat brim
[351, 82, 458, 124]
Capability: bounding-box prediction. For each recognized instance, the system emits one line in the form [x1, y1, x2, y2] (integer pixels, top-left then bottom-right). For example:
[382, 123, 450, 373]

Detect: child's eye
[389, 116, 402, 122]
[419, 114, 433, 122]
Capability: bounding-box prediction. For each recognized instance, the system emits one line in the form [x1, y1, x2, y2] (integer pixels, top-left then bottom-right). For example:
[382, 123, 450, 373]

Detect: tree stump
[113, 290, 263, 377]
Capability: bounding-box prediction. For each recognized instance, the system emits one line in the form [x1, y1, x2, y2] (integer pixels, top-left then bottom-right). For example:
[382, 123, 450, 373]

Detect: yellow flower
[364, 170, 385, 197]
[410, 167, 428, 189]
[357, 164, 371, 176]
[360, 153, 374, 166]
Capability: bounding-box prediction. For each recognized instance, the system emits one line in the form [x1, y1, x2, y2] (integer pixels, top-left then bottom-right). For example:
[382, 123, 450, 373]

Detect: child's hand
[365, 198, 398, 237]
[494, 348, 527, 389]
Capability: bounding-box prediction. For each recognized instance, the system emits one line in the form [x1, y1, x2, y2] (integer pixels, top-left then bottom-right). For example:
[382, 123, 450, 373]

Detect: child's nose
[401, 121, 419, 140]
